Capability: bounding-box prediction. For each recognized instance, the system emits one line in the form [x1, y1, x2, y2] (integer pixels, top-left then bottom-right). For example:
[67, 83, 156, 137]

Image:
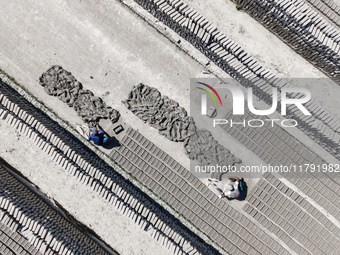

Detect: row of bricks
[0, 196, 49, 225]
[125, 128, 212, 184]
[319, 0, 340, 12]
[307, 0, 340, 27]
[0, 167, 108, 254]
[0, 200, 67, 246]
[252, 193, 336, 249]
[248, 185, 340, 250]
[114, 140, 207, 200]
[245, 196, 334, 254]
[310, 119, 340, 145]
[220, 115, 340, 209]
[0, 213, 20, 233]
[0, 88, 113, 171]
[243, 203, 310, 255]
[251, 177, 340, 243]
[111, 148, 208, 207]
[221, 122, 319, 169]
[240, 0, 340, 64]
[267, 173, 340, 209]
[225, 111, 322, 164]
[0, 238, 37, 255]
[283, 175, 340, 208]
[124, 129, 225, 204]
[0, 240, 35, 255]
[124, 128, 180, 168]
[0, 201, 71, 255]
[112, 151, 219, 228]
[0, 222, 35, 251]
[0, 109, 101, 187]
[258, 0, 340, 43]
[113, 146, 240, 232]
[289, 176, 340, 217]
[226, 127, 300, 165]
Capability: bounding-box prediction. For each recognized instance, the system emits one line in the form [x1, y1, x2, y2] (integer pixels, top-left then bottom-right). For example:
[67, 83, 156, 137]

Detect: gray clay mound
[40, 65, 120, 127]
[123, 83, 192, 142]
[185, 128, 242, 180]
[40, 65, 82, 107]
[124, 83, 241, 179]
[73, 89, 119, 126]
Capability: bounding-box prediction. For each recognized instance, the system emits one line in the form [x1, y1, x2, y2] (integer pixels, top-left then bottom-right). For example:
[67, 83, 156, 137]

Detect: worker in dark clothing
[88, 125, 107, 145]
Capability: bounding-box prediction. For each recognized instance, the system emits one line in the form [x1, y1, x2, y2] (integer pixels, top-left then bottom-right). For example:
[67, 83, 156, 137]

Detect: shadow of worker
[89, 125, 121, 150]
[102, 136, 121, 149]
[236, 179, 248, 201]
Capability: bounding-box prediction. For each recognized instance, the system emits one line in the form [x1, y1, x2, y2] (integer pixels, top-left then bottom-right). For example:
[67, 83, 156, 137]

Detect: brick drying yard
[0, 0, 340, 255]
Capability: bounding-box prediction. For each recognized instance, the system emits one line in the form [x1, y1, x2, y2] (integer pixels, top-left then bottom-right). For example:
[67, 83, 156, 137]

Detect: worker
[88, 124, 108, 145]
[224, 177, 241, 199]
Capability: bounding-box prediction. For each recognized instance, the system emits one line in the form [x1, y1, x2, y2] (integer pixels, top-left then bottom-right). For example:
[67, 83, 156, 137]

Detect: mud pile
[123, 83, 192, 142]
[40, 65, 120, 127]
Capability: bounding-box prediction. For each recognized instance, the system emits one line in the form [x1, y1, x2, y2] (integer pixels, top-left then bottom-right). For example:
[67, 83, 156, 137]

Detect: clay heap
[123, 83, 192, 142]
[39, 65, 120, 127]
[123, 83, 241, 180]
[185, 120, 242, 180]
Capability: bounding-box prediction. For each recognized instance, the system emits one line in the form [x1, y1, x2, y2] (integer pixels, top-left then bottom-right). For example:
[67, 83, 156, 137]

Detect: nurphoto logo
[197, 82, 311, 128]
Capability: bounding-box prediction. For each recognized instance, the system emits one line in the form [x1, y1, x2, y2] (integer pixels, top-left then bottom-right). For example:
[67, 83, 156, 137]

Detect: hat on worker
[92, 127, 98, 135]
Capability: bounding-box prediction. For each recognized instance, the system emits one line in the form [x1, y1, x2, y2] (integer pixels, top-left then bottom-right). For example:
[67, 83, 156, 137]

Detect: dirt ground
[1, 0, 340, 254]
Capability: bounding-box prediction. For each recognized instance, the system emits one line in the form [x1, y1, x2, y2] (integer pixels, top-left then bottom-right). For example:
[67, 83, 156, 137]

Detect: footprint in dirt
[102, 91, 110, 97]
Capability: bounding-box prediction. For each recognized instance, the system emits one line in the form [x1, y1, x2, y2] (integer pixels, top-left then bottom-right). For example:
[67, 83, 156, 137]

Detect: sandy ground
[0, 118, 171, 255]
